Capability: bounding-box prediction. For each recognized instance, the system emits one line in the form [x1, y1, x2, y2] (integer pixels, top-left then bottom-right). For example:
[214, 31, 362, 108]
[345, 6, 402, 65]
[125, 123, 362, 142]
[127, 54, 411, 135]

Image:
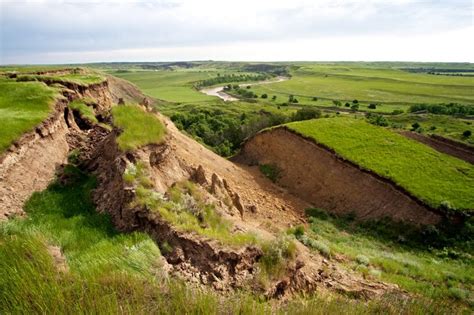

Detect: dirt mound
[400, 131, 474, 164]
[234, 127, 442, 226]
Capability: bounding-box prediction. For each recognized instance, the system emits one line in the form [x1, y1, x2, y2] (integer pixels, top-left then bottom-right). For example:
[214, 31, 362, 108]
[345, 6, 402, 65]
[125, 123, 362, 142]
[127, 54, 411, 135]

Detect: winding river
[200, 76, 289, 102]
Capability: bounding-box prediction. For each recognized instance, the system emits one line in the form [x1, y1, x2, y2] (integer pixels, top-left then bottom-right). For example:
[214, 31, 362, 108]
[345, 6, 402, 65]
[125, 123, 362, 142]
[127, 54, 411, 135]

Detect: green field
[0, 76, 59, 153]
[251, 64, 474, 108]
[108, 70, 223, 103]
[285, 117, 474, 212]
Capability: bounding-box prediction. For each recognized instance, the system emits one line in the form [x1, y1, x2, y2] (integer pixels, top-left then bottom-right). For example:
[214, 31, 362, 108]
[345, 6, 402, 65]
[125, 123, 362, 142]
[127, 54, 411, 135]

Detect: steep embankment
[234, 126, 445, 225]
[0, 70, 113, 219]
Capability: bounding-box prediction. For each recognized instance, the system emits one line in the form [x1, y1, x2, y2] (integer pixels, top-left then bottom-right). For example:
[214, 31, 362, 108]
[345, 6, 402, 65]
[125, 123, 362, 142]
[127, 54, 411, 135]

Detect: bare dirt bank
[0, 100, 70, 220]
[234, 127, 443, 226]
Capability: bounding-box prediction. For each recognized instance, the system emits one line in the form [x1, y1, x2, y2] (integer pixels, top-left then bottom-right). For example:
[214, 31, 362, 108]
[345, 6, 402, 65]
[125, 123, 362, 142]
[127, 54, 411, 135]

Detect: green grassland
[285, 117, 474, 212]
[0, 76, 59, 153]
[251, 64, 474, 107]
[108, 70, 224, 102]
[111, 105, 166, 151]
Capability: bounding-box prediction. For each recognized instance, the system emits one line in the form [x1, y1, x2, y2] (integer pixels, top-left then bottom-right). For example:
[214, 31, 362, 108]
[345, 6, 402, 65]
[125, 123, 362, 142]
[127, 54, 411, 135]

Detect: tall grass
[112, 104, 166, 151]
[286, 117, 474, 211]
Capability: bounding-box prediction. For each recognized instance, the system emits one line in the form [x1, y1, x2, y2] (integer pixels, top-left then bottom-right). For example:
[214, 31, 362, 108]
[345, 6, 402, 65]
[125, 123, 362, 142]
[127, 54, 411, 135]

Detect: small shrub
[288, 225, 305, 238]
[260, 235, 297, 279]
[261, 94, 268, 99]
[356, 254, 370, 266]
[259, 164, 281, 182]
[368, 103, 377, 109]
[411, 122, 421, 131]
[305, 208, 330, 220]
[462, 130, 472, 138]
[392, 109, 404, 115]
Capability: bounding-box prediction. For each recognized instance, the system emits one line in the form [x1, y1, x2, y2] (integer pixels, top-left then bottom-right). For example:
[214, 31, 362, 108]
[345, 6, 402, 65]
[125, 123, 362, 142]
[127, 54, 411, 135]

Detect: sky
[0, 0, 473, 64]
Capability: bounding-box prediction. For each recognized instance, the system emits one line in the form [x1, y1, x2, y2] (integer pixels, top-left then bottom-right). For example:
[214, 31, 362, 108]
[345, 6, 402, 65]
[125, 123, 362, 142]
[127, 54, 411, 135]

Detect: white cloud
[1, 0, 472, 63]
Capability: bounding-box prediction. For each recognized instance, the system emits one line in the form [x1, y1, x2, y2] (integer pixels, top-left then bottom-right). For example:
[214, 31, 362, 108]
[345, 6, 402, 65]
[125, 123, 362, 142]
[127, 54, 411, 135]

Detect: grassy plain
[109, 70, 223, 102]
[251, 64, 474, 107]
[286, 117, 474, 212]
[0, 76, 59, 153]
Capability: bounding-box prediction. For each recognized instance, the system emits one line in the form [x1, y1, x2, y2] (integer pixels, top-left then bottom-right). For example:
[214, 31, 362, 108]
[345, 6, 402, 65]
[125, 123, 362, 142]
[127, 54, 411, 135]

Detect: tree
[463, 130, 472, 138]
[261, 93, 268, 99]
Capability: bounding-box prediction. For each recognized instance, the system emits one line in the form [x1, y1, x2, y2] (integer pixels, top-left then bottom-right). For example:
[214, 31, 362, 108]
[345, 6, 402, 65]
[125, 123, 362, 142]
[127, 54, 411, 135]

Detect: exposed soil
[400, 131, 474, 164]
[89, 106, 400, 298]
[234, 127, 443, 226]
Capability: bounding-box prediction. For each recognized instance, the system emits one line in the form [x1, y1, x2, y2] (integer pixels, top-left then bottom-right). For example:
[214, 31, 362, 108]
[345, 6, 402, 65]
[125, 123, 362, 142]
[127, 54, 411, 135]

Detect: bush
[352, 99, 358, 104]
[260, 236, 297, 279]
[350, 104, 359, 111]
[392, 109, 404, 115]
[366, 113, 389, 127]
[261, 94, 268, 99]
[368, 103, 377, 109]
[463, 130, 472, 138]
[356, 254, 370, 266]
[344, 102, 350, 107]
[272, 95, 277, 101]
[292, 108, 322, 121]
[411, 122, 421, 131]
[312, 97, 318, 101]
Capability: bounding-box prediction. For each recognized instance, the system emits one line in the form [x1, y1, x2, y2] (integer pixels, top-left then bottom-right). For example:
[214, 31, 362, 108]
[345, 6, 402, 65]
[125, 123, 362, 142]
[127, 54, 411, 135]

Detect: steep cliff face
[0, 74, 113, 219]
[0, 100, 70, 219]
[235, 127, 443, 226]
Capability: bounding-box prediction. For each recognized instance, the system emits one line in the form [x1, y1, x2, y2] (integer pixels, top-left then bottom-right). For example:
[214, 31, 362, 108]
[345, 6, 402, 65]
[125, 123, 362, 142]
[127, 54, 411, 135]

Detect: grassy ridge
[0, 76, 58, 153]
[286, 117, 474, 212]
[112, 105, 166, 151]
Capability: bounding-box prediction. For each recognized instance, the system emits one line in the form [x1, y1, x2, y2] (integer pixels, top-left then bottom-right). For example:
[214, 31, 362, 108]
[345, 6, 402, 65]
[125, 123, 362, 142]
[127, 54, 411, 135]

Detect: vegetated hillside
[1, 67, 473, 313]
[286, 117, 474, 212]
